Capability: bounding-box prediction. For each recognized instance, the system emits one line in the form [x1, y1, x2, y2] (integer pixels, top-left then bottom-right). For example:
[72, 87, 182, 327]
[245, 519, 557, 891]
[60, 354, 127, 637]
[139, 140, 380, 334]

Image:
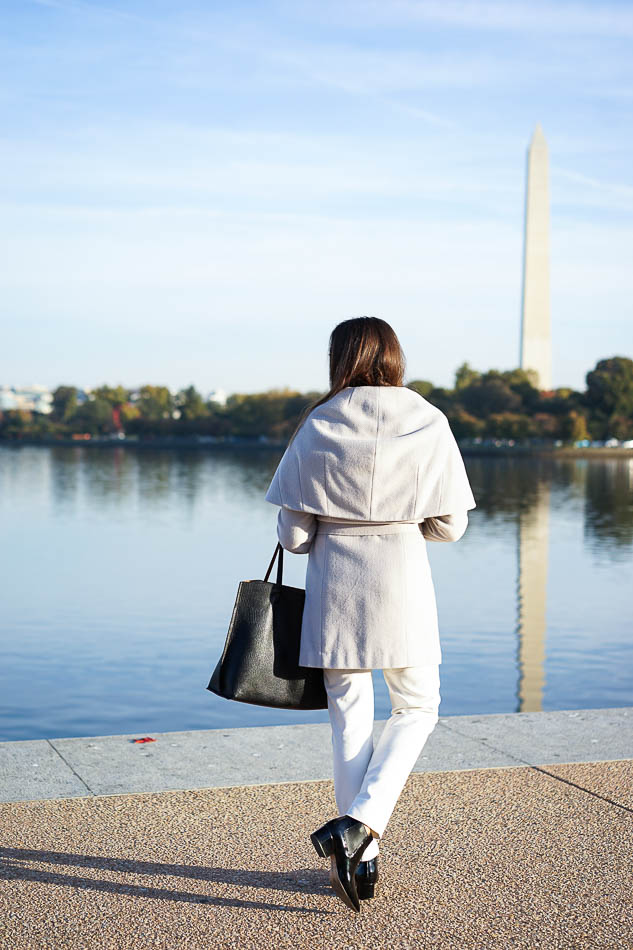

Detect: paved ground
[1, 760, 632, 949]
[1, 707, 631, 802]
[1, 709, 631, 948]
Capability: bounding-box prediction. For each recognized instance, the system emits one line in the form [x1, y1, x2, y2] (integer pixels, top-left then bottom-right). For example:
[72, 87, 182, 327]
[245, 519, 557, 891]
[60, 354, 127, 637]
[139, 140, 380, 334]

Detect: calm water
[0, 445, 631, 741]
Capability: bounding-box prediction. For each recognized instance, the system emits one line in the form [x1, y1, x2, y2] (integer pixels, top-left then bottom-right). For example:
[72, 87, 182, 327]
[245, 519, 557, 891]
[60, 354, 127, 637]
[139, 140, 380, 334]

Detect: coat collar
[265, 385, 476, 521]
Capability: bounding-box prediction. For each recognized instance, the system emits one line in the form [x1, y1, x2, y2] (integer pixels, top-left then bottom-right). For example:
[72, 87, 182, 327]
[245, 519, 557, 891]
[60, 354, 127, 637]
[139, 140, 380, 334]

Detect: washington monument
[520, 124, 552, 391]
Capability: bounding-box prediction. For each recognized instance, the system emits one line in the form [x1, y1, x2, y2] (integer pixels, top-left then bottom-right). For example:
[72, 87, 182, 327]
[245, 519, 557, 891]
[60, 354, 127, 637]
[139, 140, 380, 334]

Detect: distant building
[0, 387, 17, 410]
[208, 387, 228, 406]
[0, 385, 54, 414]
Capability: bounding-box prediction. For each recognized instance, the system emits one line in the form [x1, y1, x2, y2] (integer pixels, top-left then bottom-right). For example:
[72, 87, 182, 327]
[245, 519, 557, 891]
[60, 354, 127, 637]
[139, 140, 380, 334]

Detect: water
[0, 445, 631, 741]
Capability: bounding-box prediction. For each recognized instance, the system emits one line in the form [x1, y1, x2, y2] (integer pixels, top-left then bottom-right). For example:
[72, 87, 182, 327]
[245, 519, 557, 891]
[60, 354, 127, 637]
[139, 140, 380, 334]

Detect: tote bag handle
[263, 541, 284, 586]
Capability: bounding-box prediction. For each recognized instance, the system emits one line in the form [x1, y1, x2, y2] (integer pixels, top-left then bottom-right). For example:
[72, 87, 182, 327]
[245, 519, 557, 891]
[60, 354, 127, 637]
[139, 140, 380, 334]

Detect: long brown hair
[286, 316, 406, 447]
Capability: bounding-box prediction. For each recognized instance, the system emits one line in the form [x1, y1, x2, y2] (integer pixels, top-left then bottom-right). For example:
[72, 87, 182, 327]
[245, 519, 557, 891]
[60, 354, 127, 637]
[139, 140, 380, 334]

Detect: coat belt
[315, 520, 421, 536]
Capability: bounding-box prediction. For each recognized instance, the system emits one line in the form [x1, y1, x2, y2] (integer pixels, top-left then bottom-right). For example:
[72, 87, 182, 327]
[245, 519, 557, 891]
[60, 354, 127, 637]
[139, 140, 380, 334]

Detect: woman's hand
[420, 511, 469, 542]
[277, 506, 318, 553]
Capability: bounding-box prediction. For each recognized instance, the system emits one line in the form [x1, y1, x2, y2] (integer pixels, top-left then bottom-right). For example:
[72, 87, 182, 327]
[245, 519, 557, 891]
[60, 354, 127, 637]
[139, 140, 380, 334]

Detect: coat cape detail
[264, 385, 476, 521]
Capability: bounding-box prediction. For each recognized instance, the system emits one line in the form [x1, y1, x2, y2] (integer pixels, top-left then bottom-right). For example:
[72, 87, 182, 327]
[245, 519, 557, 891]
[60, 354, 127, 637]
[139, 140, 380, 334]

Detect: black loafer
[355, 855, 379, 899]
[310, 815, 373, 912]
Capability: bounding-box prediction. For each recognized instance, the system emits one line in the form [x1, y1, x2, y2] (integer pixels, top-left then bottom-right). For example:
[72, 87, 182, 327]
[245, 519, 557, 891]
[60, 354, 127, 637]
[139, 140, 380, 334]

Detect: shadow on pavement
[0, 847, 333, 914]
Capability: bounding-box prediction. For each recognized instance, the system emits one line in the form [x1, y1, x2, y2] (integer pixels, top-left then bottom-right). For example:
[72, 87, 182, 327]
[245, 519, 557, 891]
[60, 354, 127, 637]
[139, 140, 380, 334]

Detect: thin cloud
[554, 168, 633, 201]
[379, 97, 456, 127]
[31, 0, 149, 25]
[297, 0, 633, 37]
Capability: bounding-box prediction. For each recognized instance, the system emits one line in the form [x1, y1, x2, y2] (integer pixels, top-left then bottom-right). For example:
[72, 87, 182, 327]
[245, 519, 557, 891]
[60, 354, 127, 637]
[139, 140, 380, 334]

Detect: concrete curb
[1, 706, 631, 803]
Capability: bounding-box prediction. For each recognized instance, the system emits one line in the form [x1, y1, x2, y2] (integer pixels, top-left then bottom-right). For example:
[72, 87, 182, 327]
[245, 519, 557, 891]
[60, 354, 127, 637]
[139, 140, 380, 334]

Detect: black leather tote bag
[207, 542, 327, 710]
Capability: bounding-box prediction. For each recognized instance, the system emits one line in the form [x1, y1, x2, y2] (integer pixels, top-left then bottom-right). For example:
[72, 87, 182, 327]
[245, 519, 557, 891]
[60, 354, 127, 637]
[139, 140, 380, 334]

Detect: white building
[0, 385, 54, 413]
[208, 387, 228, 406]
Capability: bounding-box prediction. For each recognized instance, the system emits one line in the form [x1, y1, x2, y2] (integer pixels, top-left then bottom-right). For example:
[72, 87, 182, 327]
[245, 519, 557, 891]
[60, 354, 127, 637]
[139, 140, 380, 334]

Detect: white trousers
[323, 664, 441, 861]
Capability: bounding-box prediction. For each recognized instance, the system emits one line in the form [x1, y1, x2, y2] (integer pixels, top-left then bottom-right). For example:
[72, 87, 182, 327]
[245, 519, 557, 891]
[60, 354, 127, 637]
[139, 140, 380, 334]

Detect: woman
[264, 317, 476, 913]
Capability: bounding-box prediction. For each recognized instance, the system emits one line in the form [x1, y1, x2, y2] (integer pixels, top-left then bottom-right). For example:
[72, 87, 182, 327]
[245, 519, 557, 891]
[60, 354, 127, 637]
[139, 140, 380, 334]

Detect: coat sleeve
[276, 506, 318, 554]
[420, 511, 469, 543]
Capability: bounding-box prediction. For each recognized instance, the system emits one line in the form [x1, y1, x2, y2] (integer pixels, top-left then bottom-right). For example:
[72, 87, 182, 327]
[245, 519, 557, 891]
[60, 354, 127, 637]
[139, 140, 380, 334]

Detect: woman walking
[264, 317, 476, 912]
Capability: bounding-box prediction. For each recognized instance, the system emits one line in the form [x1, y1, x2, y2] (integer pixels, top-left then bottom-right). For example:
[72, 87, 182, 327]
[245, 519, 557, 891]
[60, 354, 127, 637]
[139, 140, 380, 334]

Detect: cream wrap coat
[264, 384, 476, 670]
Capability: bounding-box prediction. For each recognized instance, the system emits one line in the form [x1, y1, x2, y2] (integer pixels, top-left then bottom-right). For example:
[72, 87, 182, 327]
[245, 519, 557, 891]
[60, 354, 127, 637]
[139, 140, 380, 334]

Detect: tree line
[1, 356, 632, 444]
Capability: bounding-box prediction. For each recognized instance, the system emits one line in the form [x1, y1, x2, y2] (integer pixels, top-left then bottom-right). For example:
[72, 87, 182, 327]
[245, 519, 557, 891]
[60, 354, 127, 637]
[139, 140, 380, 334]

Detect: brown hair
[286, 316, 406, 446]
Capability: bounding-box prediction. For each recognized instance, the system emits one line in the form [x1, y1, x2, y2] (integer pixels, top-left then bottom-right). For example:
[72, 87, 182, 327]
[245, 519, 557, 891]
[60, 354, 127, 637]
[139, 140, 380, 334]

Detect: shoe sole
[311, 823, 364, 911]
[329, 855, 360, 912]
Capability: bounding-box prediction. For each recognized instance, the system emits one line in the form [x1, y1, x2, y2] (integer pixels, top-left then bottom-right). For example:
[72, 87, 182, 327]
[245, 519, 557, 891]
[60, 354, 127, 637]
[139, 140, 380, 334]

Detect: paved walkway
[1, 709, 631, 948]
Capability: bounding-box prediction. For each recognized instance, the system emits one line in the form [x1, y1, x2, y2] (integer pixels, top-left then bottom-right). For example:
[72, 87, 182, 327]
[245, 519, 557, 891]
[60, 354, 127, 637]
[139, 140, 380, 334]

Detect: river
[0, 445, 631, 740]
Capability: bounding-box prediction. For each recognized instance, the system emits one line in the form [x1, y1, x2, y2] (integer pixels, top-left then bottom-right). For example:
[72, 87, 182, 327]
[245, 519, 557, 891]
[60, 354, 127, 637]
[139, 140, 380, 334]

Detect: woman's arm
[277, 506, 318, 554]
[420, 511, 469, 543]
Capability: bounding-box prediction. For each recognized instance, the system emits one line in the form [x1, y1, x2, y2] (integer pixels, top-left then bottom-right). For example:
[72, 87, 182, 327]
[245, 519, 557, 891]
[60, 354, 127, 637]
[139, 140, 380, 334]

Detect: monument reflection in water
[517, 479, 550, 712]
[515, 458, 633, 712]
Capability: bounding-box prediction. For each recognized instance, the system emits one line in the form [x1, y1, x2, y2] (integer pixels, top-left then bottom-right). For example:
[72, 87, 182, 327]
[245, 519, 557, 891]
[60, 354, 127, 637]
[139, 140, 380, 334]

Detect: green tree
[175, 385, 208, 421]
[460, 375, 522, 416]
[0, 409, 32, 439]
[486, 412, 531, 440]
[454, 362, 480, 390]
[426, 387, 454, 414]
[70, 397, 113, 435]
[136, 385, 174, 421]
[120, 402, 141, 425]
[528, 412, 561, 439]
[586, 357, 633, 417]
[406, 379, 434, 399]
[609, 415, 633, 441]
[539, 387, 582, 417]
[446, 408, 485, 439]
[563, 410, 590, 443]
[91, 384, 130, 408]
[51, 386, 79, 422]
[501, 369, 541, 412]
[225, 388, 310, 439]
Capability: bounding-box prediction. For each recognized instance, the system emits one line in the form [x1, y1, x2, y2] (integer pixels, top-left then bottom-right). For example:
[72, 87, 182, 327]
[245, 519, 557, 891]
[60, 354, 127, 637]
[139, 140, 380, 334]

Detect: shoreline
[2, 437, 633, 459]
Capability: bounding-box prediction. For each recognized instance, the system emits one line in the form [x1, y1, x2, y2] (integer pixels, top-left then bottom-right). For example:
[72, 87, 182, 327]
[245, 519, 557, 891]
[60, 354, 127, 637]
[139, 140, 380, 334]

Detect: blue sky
[2, 0, 632, 395]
